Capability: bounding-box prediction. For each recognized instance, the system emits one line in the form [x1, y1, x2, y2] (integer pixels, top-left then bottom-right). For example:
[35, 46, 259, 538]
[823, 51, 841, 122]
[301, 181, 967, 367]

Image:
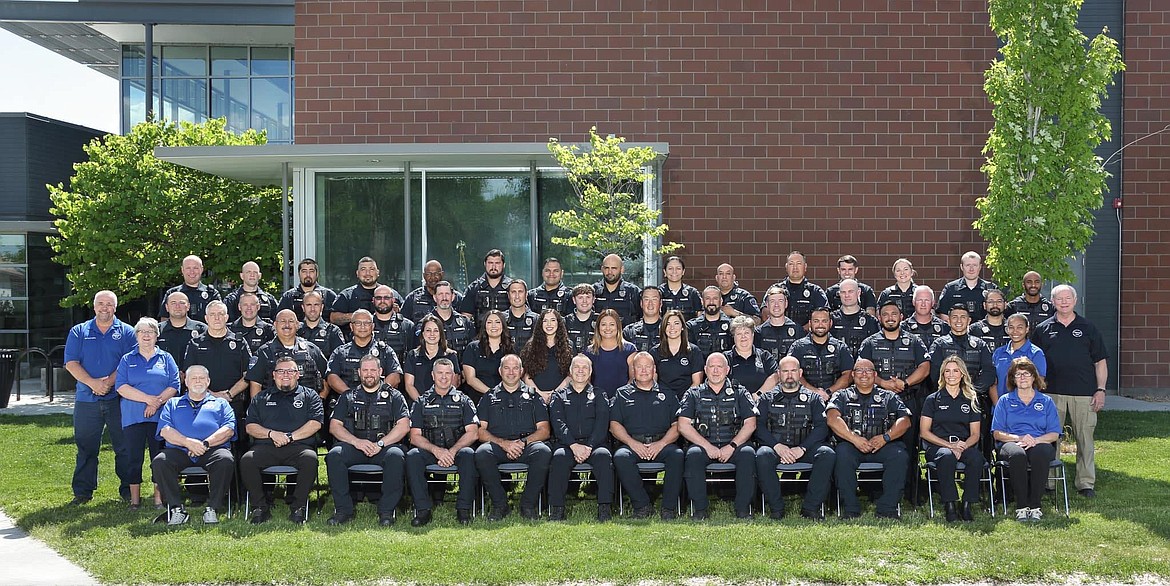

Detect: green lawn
[1, 411, 1168, 585]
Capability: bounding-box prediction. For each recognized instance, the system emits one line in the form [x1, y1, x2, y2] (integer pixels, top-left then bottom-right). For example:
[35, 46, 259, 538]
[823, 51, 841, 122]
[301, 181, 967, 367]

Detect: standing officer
[565, 284, 598, 355]
[64, 290, 137, 505]
[229, 291, 276, 357]
[458, 249, 512, 322]
[277, 257, 338, 322]
[157, 291, 207, 371]
[610, 352, 685, 520]
[593, 254, 642, 327]
[224, 261, 278, 321]
[430, 281, 478, 356]
[678, 353, 758, 520]
[183, 300, 251, 439]
[938, 251, 1000, 324]
[241, 356, 324, 524]
[528, 257, 572, 315]
[160, 255, 220, 322]
[403, 259, 463, 323]
[969, 289, 1010, 351]
[714, 263, 760, 321]
[298, 290, 346, 359]
[787, 307, 855, 401]
[826, 255, 878, 315]
[1007, 271, 1054, 327]
[246, 309, 328, 400]
[325, 355, 410, 526]
[504, 279, 540, 351]
[756, 287, 802, 359]
[755, 356, 836, 521]
[877, 258, 919, 318]
[372, 284, 416, 360]
[623, 286, 663, 352]
[325, 309, 402, 396]
[827, 358, 912, 520]
[830, 279, 879, 357]
[475, 354, 552, 520]
[406, 358, 479, 526]
[332, 257, 400, 330]
[1030, 284, 1108, 498]
[548, 356, 614, 521]
[773, 251, 828, 329]
[928, 305, 996, 399]
[902, 285, 949, 349]
[687, 286, 733, 357]
[658, 255, 702, 319]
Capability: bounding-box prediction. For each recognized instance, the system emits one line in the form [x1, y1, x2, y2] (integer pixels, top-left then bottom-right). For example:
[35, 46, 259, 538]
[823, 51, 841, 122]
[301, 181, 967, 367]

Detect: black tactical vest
[419, 390, 469, 449]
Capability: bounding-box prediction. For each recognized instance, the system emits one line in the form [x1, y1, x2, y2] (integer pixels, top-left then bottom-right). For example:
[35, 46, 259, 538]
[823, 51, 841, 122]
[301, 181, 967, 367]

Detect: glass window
[314, 173, 408, 293]
[210, 46, 248, 77]
[0, 234, 26, 264]
[161, 78, 208, 124]
[212, 78, 249, 133]
[0, 300, 27, 331]
[252, 77, 292, 143]
[162, 46, 207, 77]
[122, 78, 160, 131]
[251, 47, 291, 76]
[0, 267, 27, 298]
[122, 44, 158, 77]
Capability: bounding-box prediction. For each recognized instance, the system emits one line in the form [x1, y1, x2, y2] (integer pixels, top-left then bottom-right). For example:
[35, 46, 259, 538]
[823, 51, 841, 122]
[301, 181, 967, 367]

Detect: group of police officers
[65, 247, 1107, 526]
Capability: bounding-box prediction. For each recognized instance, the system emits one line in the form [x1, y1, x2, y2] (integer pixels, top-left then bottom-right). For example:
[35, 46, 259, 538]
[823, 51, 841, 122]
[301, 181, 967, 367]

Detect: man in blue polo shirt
[64, 290, 137, 505]
[151, 365, 236, 525]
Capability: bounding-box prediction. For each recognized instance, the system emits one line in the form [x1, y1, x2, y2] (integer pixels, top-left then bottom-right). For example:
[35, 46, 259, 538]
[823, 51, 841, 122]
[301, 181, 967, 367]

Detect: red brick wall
[294, 0, 997, 295]
[1120, 2, 1170, 390]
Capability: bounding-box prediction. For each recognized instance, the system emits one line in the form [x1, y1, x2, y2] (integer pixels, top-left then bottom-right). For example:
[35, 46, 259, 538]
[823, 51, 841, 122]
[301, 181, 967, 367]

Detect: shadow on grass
[0, 414, 73, 428]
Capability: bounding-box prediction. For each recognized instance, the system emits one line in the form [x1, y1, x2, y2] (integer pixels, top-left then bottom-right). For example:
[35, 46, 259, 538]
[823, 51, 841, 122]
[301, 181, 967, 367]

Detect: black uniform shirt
[410, 389, 478, 433]
[678, 381, 758, 446]
[462, 340, 505, 390]
[229, 317, 275, 357]
[476, 383, 549, 440]
[857, 331, 929, 382]
[721, 286, 761, 317]
[247, 385, 324, 448]
[330, 383, 409, 441]
[827, 386, 911, 438]
[457, 274, 513, 321]
[402, 286, 463, 323]
[549, 383, 610, 449]
[902, 315, 951, 350]
[298, 320, 346, 359]
[372, 313, 417, 358]
[1006, 295, 1054, 328]
[183, 330, 251, 392]
[938, 277, 1000, 322]
[246, 337, 329, 392]
[686, 315, 732, 357]
[921, 389, 982, 441]
[331, 283, 401, 318]
[658, 283, 702, 318]
[969, 319, 1009, 352]
[877, 283, 917, 318]
[651, 344, 705, 399]
[755, 387, 830, 449]
[592, 280, 642, 327]
[160, 283, 220, 322]
[565, 313, 597, 355]
[787, 335, 856, 390]
[623, 319, 662, 352]
[609, 383, 679, 441]
[157, 319, 207, 367]
[224, 287, 279, 321]
[775, 278, 828, 327]
[277, 284, 338, 322]
[326, 339, 403, 389]
[829, 309, 879, 356]
[723, 347, 778, 393]
[403, 348, 461, 395]
[505, 309, 540, 352]
[428, 311, 477, 356]
[1030, 313, 1108, 397]
[527, 284, 572, 315]
[927, 334, 995, 396]
[756, 318, 802, 359]
[826, 281, 878, 312]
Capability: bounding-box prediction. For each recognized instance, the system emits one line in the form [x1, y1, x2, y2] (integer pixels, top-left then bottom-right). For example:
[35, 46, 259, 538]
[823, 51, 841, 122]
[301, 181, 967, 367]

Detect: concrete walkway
[0, 509, 98, 585]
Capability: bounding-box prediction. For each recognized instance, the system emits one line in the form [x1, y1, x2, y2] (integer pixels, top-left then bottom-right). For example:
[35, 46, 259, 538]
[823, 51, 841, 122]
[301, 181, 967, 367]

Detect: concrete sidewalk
[0, 509, 98, 585]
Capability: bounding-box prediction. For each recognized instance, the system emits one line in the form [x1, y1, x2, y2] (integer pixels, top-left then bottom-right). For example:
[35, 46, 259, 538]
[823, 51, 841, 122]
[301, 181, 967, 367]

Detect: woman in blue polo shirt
[116, 317, 181, 511]
[992, 313, 1047, 402]
[991, 357, 1061, 523]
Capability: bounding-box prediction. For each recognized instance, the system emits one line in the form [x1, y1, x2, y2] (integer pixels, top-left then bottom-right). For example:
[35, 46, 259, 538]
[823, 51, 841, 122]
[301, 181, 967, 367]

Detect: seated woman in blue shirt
[991, 357, 1061, 523]
[992, 313, 1046, 402]
[116, 317, 181, 511]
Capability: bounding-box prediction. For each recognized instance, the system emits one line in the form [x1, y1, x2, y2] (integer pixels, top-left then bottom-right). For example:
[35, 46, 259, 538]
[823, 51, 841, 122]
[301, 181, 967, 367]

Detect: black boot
[549, 506, 566, 521]
[944, 501, 958, 523]
[960, 501, 975, 522]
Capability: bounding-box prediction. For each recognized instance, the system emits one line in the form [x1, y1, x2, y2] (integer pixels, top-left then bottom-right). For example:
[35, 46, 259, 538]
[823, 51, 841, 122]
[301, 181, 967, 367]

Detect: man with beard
[902, 286, 950, 350]
[160, 255, 220, 322]
[224, 261, 278, 321]
[754, 356, 836, 521]
[278, 257, 338, 322]
[430, 281, 477, 356]
[623, 286, 663, 352]
[565, 284, 598, 355]
[504, 280, 540, 351]
[687, 286, 733, 358]
[241, 356, 323, 524]
[325, 309, 403, 401]
[325, 355, 410, 526]
[787, 307, 854, 401]
[756, 287, 802, 359]
[528, 257, 572, 315]
[230, 291, 276, 358]
[246, 310, 328, 400]
[157, 292, 207, 378]
[332, 257, 399, 329]
[610, 352, 685, 520]
[829, 279, 879, 357]
[457, 249, 512, 322]
[969, 289, 1010, 351]
[403, 260, 463, 323]
[826, 255, 878, 315]
[714, 263, 760, 321]
[593, 254, 642, 327]
[406, 358, 480, 526]
[938, 251, 1000, 324]
[297, 290, 345, 360]
[372, 284, 416, 359]
[1007, 271, 1054, 327]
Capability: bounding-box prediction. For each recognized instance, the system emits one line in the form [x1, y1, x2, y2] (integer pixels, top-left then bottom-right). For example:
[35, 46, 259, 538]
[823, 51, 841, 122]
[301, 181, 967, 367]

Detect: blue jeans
[72, 399, 132, 499]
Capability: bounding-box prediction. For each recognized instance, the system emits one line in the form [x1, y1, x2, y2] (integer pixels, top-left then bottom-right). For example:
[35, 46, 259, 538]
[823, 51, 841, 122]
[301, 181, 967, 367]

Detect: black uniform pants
[925, 444, 985, 504]
[999, 441, 1055, 509]
[240, 443, 318, 511]
[548, 446, 614, 507]
[900, 387, 925, 496]
[835, 441, 908, 516]
[324, 443, 405, 515]
[755, 444, 835, 514]
[151, 447, 234, 510]
[405, 446, 478, 512]
[612, 444, 684, 511]
[683, 444, 757, 514]
[474, 441, 552, 510]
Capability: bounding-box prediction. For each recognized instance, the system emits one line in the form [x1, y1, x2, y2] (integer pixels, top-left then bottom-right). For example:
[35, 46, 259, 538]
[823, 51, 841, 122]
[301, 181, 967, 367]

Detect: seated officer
[475, 354, 552, 521]
[610, 352, 685, 520]
[547, 355, 614, 522]
[826, 358, 912, 520]
[677, 352, 759, 520]
[241, 356, 324, 524]
[406, 358, 480, 526]
[151, 365, 236, 525]
[325, 355, 410, 527]
[755, 356, 836, 521]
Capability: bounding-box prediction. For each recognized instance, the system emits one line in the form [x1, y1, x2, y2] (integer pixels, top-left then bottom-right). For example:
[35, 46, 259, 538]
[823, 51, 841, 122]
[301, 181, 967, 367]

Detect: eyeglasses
[274, 368, 299, 375]
[1014, 372, 1034, 377]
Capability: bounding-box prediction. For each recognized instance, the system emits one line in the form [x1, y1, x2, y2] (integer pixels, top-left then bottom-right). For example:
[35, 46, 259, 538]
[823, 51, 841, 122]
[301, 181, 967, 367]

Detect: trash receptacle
[0, 348, 17, 408]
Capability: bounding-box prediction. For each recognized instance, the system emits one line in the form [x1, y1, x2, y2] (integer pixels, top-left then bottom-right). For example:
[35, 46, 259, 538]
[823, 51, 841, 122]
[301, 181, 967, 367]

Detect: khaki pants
[1051, 394, 1096, 490]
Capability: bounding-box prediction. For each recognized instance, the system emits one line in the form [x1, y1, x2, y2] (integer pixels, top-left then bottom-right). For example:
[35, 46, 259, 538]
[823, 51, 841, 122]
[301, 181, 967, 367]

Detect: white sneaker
[167, 507, 189, 526]
[1015, 508, 1029, 522]
[1029, 507, 1043, 522]
[202, 507, 218, 524]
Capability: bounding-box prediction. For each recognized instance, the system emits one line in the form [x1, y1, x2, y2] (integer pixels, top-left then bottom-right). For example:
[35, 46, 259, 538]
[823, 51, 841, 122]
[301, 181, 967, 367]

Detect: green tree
[49, 118, 283, 307]
[547, 127, 682, 260]
[976, 0, 1124, 286]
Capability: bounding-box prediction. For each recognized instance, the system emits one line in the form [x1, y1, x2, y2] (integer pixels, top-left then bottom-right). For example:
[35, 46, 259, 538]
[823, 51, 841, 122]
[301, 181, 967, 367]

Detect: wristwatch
[376, 439, 385, 447]
[285, 432, 294, 441]
[201, 440, 210, 449]
[882, 433, 892, 443]
[728, 441, 739, 449]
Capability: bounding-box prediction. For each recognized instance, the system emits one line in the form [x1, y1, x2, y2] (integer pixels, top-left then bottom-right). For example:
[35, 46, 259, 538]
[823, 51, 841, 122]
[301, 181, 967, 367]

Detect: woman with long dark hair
[403, 314, 461, 401]
[461, 310, 514, 403]
[651, 309, 704, 399]
[520, 308, 573, 403]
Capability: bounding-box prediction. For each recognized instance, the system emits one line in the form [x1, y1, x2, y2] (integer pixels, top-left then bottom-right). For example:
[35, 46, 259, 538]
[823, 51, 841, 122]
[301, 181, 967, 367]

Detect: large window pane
[161, 78, 208, 124]
[122, 78, 160, 131]
[0, 267, 27, 298]
[535, 173, 644, 287]
[251, 47, 291, 76]
[210, 46, 248, 77]
[27, 234, 69, 350]
[0, 300, 27, 330]
[0, 234, 26, 264]
[122, 44, 157, 77]
[252, 77, 292, 143]
[314, 174, 407, 293]
[162, 46, 207, 77]
[411, 172, 533, 291]
[212, 78, 250, 133]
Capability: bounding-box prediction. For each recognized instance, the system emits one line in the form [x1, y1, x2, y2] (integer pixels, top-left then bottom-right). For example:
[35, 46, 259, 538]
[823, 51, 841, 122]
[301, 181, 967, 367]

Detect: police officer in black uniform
[528, 257, 572, 315]
[593, 254, 641, 327]
[724, 315, 779, 396]
[547, 355, 614, 521]
[457, 249, 512, 323]
[504, 279, 540, 351]
[969, 289, 1010, 351]
[788, 307, 855, 401]
[158, 292, 207, 377]
[830, 279, 879, 357]
[246, 309, 328, 401]
[241, 356, 324, 524]
[755, 355, 836, 520]
[877, 258, 918, 319]
[687, 286, 732, 357]
[565, 284, 598, 355]
[406, 358, 479, 526]
[757, 287, 802, 359]
[230, 291, 276, 356]
[714, 263, 760, 320]
[658, 255, 702, 319]
[928, 304, 996, 458]
[224, 261, 278, 321]
[184, 301, 252, 437]
[325, 309, 403, 406]
[826, 255, 878, 314]
[430, 281, 477, 357]
[773, 251, 828, 328]
[1006, 270, 1054, 327]
[160, 255, 220, 322]
[474, 354, 552, 520]
[331, 256, 401, 332]
[402, 260, 463, 323]
[902, 285, 950, 350]
[372, 284, 416, 360]
[678, 352, 758, 520]
[298, 290, 346, 359]
[827, 358, 912, 520]
[325, 355, 410, 526]
[938, 251, 1000, 324]
[623, 286, 663, 352]
[610, 352, 685, 520]
[277, 258, 337, 322]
